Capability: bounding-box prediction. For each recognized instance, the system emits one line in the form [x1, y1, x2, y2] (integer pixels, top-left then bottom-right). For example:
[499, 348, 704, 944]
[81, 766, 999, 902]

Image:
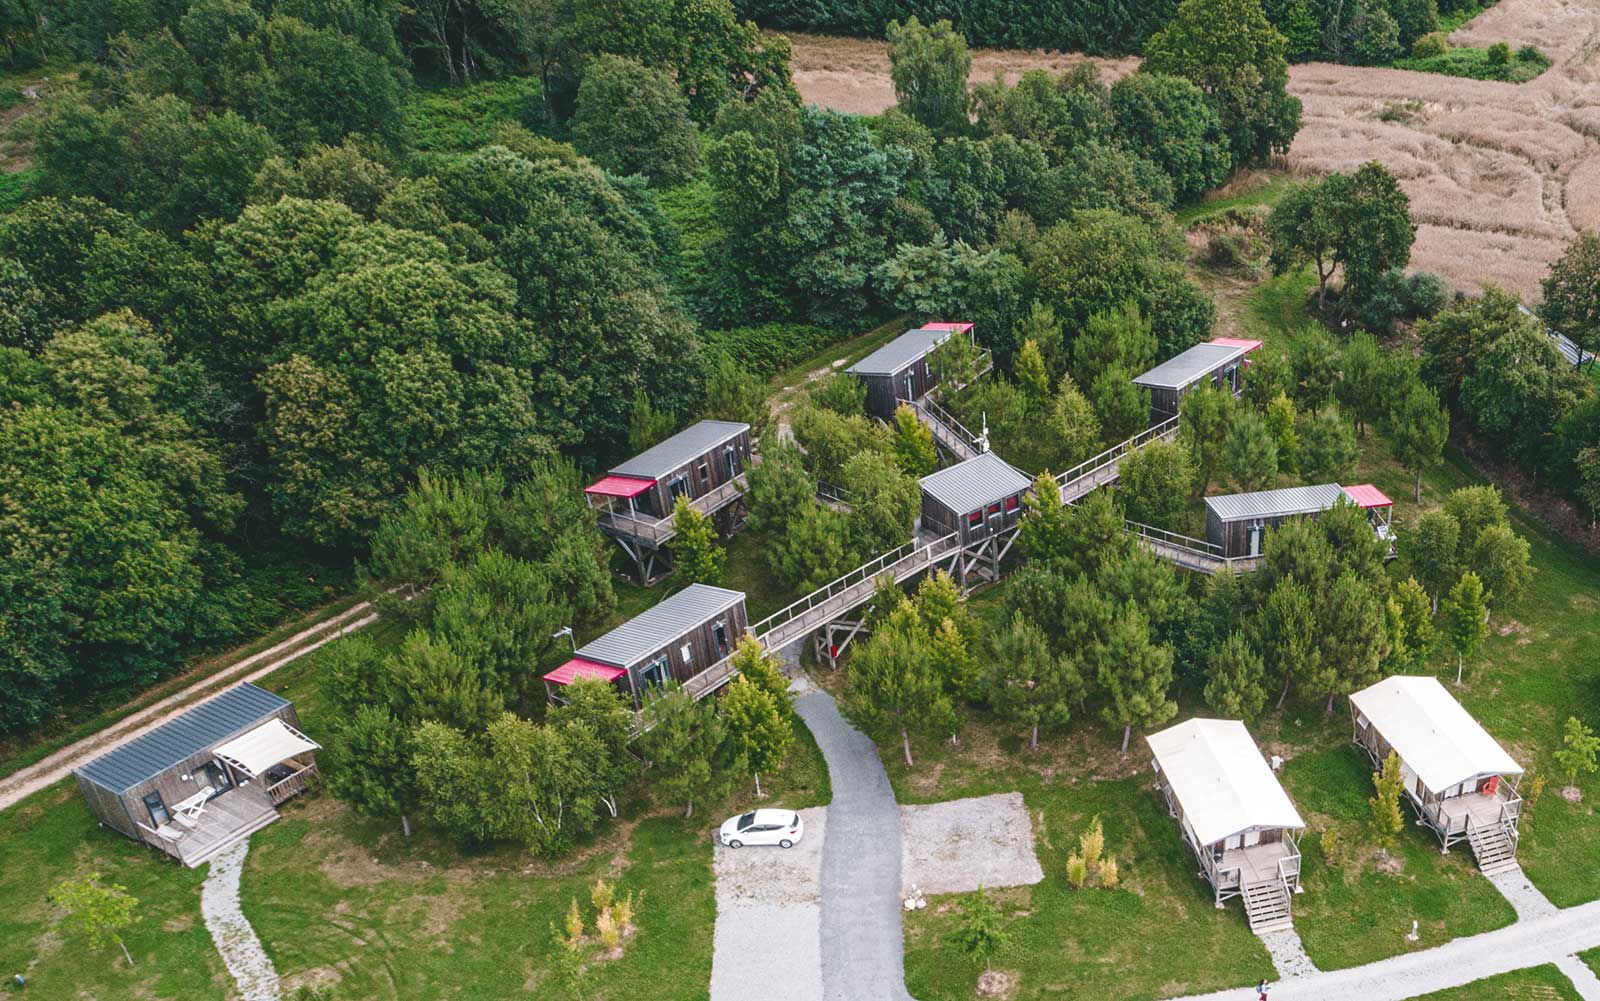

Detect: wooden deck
[1437, 791, 1517, 831]
[147, 785, 278, 868]
[1218, 840, 1298, 887]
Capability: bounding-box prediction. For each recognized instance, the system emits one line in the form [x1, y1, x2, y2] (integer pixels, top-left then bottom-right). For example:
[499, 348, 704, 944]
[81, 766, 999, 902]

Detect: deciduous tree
[1540, 232, 1600, 372]
[1369, 750, 1405, 847]
[1441, 571, 1489, 685]
[721, 676, 793, 797]
[572, 54, 700, 184]
[49, 874, 138, 967]
[886, 16, 972, 135]
[671, 496, 727, 587]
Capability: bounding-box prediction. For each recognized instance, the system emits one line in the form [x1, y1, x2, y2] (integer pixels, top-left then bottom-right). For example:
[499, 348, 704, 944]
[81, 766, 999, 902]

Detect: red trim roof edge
[1210, 337, 1264, 353]
[1342, 483, 1393, 509]
[585, 475, 656, 498]
[543, 658, 628, 685]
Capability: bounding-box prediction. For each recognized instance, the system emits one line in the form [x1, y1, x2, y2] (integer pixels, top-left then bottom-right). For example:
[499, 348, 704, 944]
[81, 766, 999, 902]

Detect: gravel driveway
[795, 689, 915, 1001]
[900, 792, 1044, 896]
[711, 807, 826, 1001]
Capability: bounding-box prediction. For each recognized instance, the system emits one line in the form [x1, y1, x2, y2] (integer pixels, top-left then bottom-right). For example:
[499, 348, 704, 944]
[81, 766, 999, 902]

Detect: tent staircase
[1242, 878, 1294, 935]
[1468, 821, 1518, 876]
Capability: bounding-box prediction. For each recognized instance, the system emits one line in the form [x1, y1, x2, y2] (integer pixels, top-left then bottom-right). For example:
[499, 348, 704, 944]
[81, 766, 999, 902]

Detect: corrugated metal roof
[611, 421, 748, 480]
[75, 684, 290, 794]
[577, 584, 745, 668]
[1133, 342, 1249, 390]
[847, 327, 952, 377]
[1204, 483, 1347, 522]
[919, 452, 1035, 514]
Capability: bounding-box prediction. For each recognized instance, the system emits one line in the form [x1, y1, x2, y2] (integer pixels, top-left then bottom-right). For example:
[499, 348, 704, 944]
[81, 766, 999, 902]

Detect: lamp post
[553, 626, 576, 653]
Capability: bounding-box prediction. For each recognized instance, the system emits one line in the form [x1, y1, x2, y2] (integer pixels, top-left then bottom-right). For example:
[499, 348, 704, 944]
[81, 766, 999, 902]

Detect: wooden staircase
[1242, 878, 1294, 935]
[1468, 820, 1518, 876]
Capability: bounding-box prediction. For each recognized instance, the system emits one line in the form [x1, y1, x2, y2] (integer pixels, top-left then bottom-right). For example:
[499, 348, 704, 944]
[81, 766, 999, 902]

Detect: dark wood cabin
[1147, 719, 1304, 931]
[848, 322, 974, 419]
[1350, 676, 1523, 871]
[919, 452, 1035, 546]
[544, 584, 749, 707]
[1204, 483, 1394, 559]
[74, 683, 319, 867]
[1132, 338, 1261, 424]
[585, 420, 752, 521]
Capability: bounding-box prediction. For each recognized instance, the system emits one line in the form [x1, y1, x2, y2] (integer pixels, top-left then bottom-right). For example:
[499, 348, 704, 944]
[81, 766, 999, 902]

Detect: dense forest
[0, 0, 1309, 734]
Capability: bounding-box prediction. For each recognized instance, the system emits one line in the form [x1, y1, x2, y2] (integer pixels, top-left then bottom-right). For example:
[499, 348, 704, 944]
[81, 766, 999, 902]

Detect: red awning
[543, 658, 627, 685]
[1210, 337, 1264, 352]
[922, 321, 974, 334]
[585, 475, 655, 499]
[1342, 483, 1393, 509]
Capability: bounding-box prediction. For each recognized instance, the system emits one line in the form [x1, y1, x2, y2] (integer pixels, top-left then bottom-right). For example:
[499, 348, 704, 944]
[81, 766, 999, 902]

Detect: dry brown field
[786, 0, 1600, 301]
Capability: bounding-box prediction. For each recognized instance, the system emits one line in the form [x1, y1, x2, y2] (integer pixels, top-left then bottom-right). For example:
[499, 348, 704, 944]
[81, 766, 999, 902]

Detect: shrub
[590, 878, 615, 914]
[1404, 271, 1450, 318]
[1516, 44, 1543, 62]
[572, 55, 700, 184]
[1099, 858, 1120, 888]
[1354, 10, 1404, 65]
[1412, 32, 1448, 59]
[1320, 827, 1343, 864]
[1066, 853, 1088, 889]
[702, 324, 841, 379]
[1487, 42, 1512, 67]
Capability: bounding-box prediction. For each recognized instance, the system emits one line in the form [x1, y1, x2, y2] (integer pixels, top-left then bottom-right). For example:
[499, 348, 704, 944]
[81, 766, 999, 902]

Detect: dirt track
[787, 0, 1600, 301]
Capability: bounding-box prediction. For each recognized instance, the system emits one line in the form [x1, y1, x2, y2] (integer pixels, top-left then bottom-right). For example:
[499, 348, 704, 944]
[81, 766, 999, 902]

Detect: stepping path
[1486, 863, 1558, 922]
[794, 689, 916, 1001]
[1164, 899, 1600, 1001]
[200, 840, 281, 1001]
[1555, 956, 1600, 1001]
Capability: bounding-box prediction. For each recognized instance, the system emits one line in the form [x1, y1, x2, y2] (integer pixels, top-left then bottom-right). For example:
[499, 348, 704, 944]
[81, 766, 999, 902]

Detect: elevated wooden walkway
[908, 396, 982, 464]
[1056, 414, 1180, 503]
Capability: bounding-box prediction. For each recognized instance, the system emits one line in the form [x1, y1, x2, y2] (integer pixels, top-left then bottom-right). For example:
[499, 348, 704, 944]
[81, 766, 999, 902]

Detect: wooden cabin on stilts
[847, 323, 976, 420]
[1132, 337, 1261, 424]
[1349, 676, 1524, 874]
[918, 452, 1034, 586]
[1203, 483, 1397, 560]
[1147, 719, 1305, 935]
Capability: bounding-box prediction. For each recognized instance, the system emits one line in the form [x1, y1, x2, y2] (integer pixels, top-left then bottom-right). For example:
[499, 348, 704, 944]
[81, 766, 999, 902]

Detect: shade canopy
[1341, 483, 1393, 509]
[212, 718, 320, 779]
[543, 657, 629, 685]
[1210, 337, 1263, 352]
[1147, 718, 1305, 847]
[1350, 676, 1522, 793]
[585, 475, 655, 499]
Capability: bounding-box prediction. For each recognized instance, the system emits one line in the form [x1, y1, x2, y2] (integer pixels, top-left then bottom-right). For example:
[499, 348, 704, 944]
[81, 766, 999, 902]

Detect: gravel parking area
[900, 792, 1044, 896]
[710, 806, 827, 1001]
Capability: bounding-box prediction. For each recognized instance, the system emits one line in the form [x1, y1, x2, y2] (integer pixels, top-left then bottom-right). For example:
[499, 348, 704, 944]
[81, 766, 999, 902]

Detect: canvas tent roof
[1132, 341, 1253, 390]
[75, 684, 291, 793]
[847, 327, 954, 376]
[212, 718, 320, 779]
[919, 451, 1035, 514]
[1147, 718, 1305, 847]
[610, 421, 748, 480]
[1350, 676, 1522, 792]
[577, 584, 745, 668]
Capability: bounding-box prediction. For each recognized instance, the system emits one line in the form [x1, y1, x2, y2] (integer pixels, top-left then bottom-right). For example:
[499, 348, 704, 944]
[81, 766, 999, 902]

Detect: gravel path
[1260, 928, 1320, 980]
[1486, 864, 1558, 922]
[794, 689, 915, 1001]
[711, 807, 827, 1001]
[0, 602, 375, 813]
[201, 840, 281, 1001]
[900, 792, 1043, 896]
[1555, 955, 1600, 1001]
[1163, 900, 1600, 1001]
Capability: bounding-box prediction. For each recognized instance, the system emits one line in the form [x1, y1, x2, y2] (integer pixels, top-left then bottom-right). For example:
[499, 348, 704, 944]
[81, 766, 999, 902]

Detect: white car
[718, 808, 804, 849]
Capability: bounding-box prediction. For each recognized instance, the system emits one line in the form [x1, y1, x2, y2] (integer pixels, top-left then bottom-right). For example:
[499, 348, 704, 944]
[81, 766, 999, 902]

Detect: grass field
[1413, 964, 1585, 999]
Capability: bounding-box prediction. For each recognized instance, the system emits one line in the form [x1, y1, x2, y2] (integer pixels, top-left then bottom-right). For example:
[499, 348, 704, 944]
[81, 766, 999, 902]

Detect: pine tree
[1441, 571, 1490, 686]
[1318, 573, 1388, 713]
[1389, 577, 1437, 670]
[728, 634, 793, 718]
[1389, 379, 1449, 502]
[948, 886, 1007, 971]
[1223, 409, 1279, 492]
[987, 612, 1083, 751]
[743, 439, 815, 540]
[1407, 510, 1461, 611]
[1369, 750, 1405, 847]
[1015, 338, 1050, 401]
[1096, 603, 1176, 753]
[1018, 470, 1073, 565]
[1255, 579, 1319, 710]
[638, 684, 735, 819]
[1203, 631, 1268, 721]
[628, 388, 675, 455]
[1554, 717, 1600, 790]
[891, 403, 939, 476]
[1179, 382, 1235, 492]
[704, 351, 770, 440]
[1265, 392, 1299, 474]
[1050, 374, 1102, 470]
[671, 496, 726, 587]
[843, 601, 955, 766]
[721, 677, 793, 797]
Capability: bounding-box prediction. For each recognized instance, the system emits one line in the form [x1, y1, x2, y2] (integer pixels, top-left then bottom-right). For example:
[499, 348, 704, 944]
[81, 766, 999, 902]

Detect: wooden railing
[907, 397, 982, 462]
[1056, 414, 1181, 502]
[752, 532, 962, 651]
[266, 763, 316, 804]
[594, 472, 750, 546]
[683, 655, 739, 700]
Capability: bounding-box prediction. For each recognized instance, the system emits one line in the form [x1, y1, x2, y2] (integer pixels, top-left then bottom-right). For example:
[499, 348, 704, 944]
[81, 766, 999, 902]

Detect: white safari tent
[1147, 719, 1305, 933]
[1349, 676, 1523, 872]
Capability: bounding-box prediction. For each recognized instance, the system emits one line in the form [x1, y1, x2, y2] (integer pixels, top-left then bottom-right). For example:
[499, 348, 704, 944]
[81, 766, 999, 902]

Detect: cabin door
[1248, 523, 1265, 557]
[666, 476, 689, 505]
[1244, 830, 1262, 848]
[202, 759, 233, 798]
[1224, 833, 1244, 851]
[144, 791, 171, 827]
[723, 446, 739, 479]
[712, 620, 730, 658]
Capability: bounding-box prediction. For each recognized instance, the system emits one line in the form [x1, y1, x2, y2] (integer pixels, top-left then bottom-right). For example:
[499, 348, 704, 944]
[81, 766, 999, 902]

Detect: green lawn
[1585, 948, 1600, 979]
[1412, 964, 1585, 1000]
[1176, 171, 1298, 227]
[1281, 747, 1517, 969]
[1393, 46, 1550, 83]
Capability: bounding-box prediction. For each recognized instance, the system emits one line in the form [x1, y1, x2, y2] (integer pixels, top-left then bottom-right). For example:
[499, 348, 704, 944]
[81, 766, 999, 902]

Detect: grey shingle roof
[919, 452, 1035, 514]
[1133, 342, 1249, 390]
[611, 421, 748, 480]
[75, 684, 290, 794]
[1204, 483, 1347, 522]
[847, 327, 952, 377]
[577, 584, 745, 667]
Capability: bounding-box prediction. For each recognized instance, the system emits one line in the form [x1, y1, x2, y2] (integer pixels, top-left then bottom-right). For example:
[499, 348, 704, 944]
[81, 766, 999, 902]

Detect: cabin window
[697, 462, 710, 486]
[1005, 495, 1020, 511]
[967, 511, 982, 526]
[640, 658, 669, 689]
[144, 792, 171, 827]
[202, 759, 232, 795]
[667, 477, 689, 503]
[680, 642, 694, 665]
